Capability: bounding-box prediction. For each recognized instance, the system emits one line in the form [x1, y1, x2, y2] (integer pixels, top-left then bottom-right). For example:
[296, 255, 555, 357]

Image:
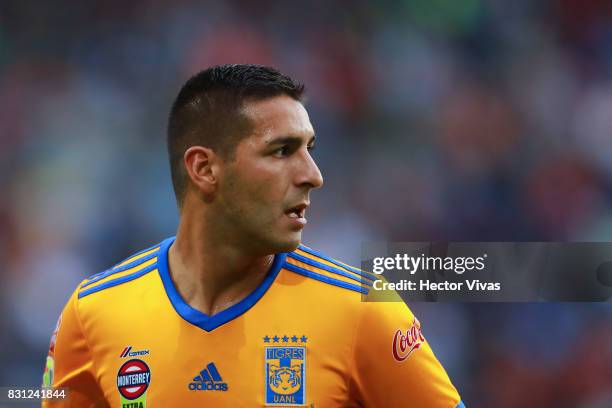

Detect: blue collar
[156, 237, 287, 332]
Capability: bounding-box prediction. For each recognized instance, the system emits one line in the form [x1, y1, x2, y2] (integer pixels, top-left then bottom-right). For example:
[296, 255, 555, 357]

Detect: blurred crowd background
[1, 0, 611, 406]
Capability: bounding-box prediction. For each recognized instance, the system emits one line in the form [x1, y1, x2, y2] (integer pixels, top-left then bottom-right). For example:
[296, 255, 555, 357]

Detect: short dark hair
[167, 64, 305, 207]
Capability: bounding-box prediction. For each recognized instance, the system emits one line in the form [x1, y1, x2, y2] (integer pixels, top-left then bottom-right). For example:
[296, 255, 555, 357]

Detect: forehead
[241, 95, 314, 142]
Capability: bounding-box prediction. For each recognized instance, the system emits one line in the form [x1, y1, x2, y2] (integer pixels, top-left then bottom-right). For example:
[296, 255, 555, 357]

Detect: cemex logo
[188, 363, 229, 391]
[119, 346, 150, 358]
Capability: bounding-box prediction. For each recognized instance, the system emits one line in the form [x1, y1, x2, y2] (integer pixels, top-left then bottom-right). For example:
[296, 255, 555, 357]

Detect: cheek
[236, 165, 286, 204]
[225, 169, 282, 219]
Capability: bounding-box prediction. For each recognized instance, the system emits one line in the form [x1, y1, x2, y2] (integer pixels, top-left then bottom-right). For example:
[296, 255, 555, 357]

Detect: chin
[274, 238, 301, 253]
[269, 233, 302, 254]
[250, 227, 302, 255]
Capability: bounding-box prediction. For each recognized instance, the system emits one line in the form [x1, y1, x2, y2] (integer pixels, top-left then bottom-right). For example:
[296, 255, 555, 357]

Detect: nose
[297, 150, 324, 189]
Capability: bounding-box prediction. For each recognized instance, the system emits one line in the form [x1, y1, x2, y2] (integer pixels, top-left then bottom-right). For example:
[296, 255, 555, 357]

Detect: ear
[183, 146, 219, 195]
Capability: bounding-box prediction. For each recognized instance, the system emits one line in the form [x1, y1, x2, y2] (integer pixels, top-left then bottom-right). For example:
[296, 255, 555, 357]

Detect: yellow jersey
[42, 237, 464, 407]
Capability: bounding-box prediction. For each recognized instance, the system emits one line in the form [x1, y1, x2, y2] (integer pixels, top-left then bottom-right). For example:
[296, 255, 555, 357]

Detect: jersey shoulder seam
[78, 244, 162, 299]
[286, 252, 375, 288]
[295, 244, 377, 281]
[285, 245, 373, 295]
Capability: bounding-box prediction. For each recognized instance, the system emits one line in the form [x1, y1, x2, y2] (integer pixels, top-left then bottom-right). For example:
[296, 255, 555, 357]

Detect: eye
[273, 145, 291, 157]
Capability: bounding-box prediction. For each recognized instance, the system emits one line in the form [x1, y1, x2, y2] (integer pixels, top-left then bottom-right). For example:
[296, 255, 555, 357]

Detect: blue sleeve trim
[456, 401, 466, 408]
[156, 237, 287, 332]
[287, 252, 374, 286]
[84, 268, 113, 283]
[297, 245, 377, 281]
[109, 242, 160, 270]
[81, 249, 159, 289]
[105, 243, 160, 272]
[283, 262, 369, 294]
[78, 262, 158, 298]
[111, 245, 160, 270]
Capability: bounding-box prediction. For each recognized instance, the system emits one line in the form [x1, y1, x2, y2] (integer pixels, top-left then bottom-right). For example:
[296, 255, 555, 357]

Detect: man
[43, 64, 464, 407]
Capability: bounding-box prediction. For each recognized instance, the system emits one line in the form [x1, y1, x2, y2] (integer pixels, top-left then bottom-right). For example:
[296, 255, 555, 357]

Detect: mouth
[285, 203, 309, 224]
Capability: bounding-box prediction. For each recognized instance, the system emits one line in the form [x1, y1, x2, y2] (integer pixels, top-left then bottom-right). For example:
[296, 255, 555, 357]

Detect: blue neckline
[157, 237, 287, 332]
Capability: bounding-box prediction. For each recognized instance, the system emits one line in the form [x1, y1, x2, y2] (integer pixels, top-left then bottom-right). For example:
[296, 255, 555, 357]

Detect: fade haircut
[167, 64, 305, 207]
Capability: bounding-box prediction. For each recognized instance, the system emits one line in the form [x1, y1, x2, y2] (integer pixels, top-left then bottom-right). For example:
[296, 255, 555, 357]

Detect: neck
[168, 211, 275, 316]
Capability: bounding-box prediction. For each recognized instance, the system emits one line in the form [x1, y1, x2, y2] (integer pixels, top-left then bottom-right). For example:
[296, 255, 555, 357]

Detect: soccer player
[42, 64, 465, 407]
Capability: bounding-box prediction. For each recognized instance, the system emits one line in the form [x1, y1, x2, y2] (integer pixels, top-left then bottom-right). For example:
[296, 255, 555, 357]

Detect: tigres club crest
[265, 347, 306, 405]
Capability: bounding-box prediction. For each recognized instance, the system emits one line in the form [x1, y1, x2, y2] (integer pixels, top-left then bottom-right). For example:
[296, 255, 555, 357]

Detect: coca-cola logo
[392, 318, 425, 362]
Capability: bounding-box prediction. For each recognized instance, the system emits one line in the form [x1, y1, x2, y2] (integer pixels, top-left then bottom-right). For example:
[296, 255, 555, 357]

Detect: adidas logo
[188, 363, 229, 391]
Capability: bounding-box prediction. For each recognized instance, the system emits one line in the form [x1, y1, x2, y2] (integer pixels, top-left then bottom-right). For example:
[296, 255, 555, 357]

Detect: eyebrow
[267, 135, 316, 146]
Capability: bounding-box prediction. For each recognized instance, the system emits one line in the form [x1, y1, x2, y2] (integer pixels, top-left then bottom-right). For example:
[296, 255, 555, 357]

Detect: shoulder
[75, 238, 169, 300]
[283, 244, 378, 296]
[285, 244, 417, 323]
[283, 244, 419, 339]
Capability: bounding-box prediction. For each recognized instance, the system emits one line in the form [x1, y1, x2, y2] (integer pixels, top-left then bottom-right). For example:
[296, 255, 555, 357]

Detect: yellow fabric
[43, 239, 461, 407]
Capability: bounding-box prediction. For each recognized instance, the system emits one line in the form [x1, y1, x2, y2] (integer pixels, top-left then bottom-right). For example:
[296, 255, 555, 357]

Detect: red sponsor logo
[392, 318, 425, 362]
[117, 359, 151, 400]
